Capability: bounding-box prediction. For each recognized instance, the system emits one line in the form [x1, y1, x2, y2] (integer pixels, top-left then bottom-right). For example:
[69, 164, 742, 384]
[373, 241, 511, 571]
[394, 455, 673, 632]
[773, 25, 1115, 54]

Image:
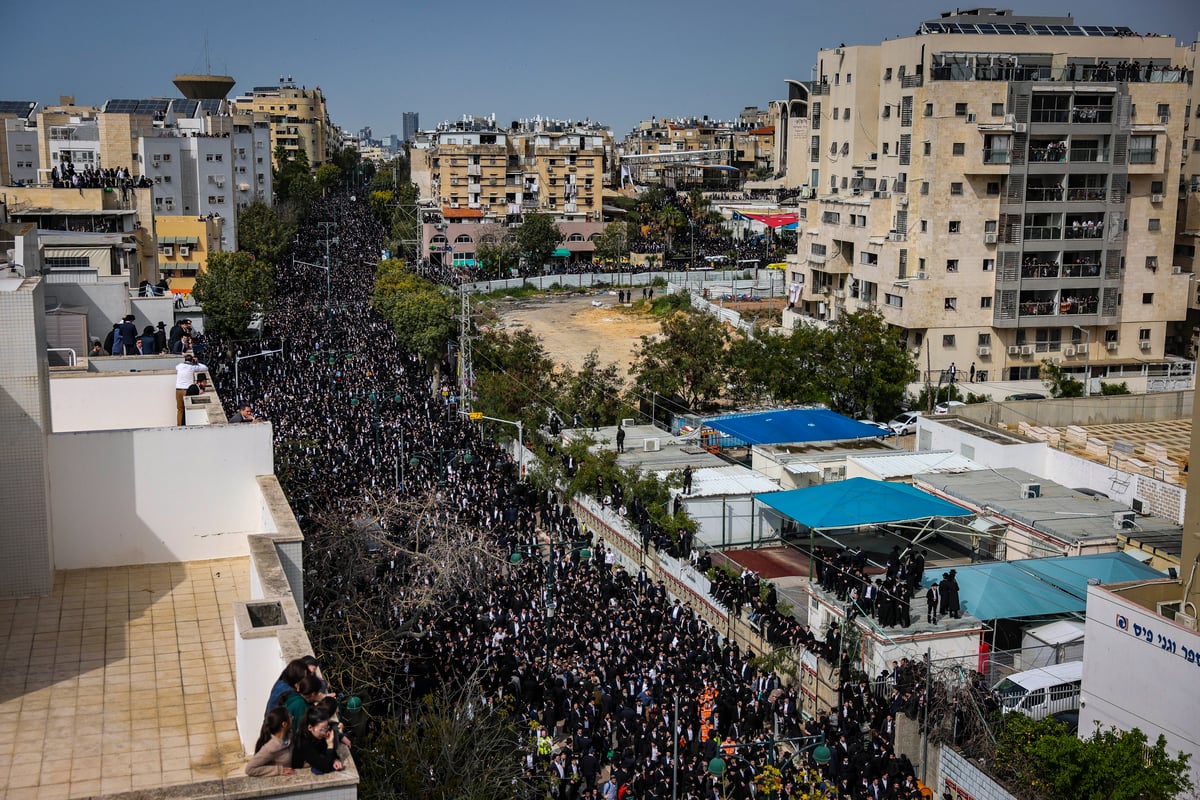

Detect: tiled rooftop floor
[1053, 418, 1191, 485]
[0, 559, 251, 800]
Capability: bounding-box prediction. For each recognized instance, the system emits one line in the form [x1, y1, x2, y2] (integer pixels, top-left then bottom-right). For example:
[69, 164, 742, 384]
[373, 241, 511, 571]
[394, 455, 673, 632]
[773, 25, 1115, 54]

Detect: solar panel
[1032, 24, 1052, 33]
[0, 100, 36, 117]
[977, 24, 997, 33]
[1050, 25, 1068, 34]
[198, 99, 223, 115]
[1083, 26, 1104, 34]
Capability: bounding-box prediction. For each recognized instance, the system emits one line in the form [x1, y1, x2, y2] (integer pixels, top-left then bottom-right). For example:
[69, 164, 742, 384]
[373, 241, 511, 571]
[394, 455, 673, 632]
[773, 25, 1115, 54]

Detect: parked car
[934, 400, 967, 415]
[992, 661, 1083, 721]
[1005, 392, 1047, 401]
[887, 410, 923, 436]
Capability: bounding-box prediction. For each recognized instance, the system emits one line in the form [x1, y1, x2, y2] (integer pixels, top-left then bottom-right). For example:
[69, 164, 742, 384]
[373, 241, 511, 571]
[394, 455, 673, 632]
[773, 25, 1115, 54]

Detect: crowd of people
[204, 194, 935, 799]
[48, 160, 154, 192]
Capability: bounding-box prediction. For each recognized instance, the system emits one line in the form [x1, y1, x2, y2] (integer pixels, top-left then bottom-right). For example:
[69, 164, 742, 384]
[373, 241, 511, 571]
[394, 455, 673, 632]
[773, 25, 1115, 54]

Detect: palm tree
[657, 205, 687, 254]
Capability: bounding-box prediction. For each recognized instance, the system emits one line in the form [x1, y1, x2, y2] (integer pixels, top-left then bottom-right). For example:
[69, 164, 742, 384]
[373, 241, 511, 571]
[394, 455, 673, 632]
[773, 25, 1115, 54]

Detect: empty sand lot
[492, 291, 661, 382]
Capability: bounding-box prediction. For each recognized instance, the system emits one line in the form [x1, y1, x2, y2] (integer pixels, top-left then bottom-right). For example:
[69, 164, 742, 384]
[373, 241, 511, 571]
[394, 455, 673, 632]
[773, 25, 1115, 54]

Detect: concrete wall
[956, 391, 1194, 428]
[1082, 585, 1200, 793]
[50, 371, 178, 431]
[42, 279, 129, 348]
[918, 417, 1046, 470]
[46, 422, 274, 568]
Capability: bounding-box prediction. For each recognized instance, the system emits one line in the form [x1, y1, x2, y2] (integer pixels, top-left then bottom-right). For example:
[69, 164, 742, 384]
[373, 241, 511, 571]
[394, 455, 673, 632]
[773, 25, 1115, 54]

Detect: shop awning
[553, 248, 571, 257]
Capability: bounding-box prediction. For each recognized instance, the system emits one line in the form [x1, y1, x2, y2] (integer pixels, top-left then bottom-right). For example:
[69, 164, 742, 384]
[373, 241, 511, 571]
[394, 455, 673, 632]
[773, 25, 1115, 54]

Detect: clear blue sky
[2, 0, 1196, 139]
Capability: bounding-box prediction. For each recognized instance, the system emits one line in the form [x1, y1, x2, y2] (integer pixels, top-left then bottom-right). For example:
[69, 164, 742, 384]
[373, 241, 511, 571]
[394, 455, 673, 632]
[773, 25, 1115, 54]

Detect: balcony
[1069, 147, 1108, 164]
[982, 148, 1011, 164]
[1128, 148, 1157, 164]
[1021, 262, 1061, 280]
[1071, 107, 1113, 124]
[1023, 226, 1061, 241]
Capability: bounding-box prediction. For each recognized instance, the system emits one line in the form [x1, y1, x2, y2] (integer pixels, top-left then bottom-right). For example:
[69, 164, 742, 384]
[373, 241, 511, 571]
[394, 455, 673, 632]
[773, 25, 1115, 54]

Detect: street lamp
[234, 344, 283, 404]
[408, 447, 474, 487]
[1073, 325, 1091, 397]
[461, 410, 525, 480]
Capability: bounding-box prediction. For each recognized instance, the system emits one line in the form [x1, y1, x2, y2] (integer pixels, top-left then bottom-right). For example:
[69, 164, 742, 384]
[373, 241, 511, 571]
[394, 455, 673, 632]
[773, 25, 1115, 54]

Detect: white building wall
[1081, 585, 1200, 792]
[686, 494, 758, 547]
[50, 372, 178, 431]
[46, 423, 275, 568]
[139, 137, 183, 214]
[5, 123, 39, 185]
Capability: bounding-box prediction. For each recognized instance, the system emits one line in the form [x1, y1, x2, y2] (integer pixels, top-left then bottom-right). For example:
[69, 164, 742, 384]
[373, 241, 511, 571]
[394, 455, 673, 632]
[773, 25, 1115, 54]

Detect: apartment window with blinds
[811, 103, 821, 130]
[899, 135, 912, 165]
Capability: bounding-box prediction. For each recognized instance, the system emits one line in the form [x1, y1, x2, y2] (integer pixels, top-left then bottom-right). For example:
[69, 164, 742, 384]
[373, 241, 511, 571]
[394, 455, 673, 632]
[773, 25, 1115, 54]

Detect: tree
[515, 212, 562, 272]
[236, 201, 293, 266]
[192, 251, 274, 340]
[992, 713, 1192, 800]
[656, 205, 687, 254]
[823, 310, 916, 420]
[273, 147, 317, 216]
[591, 220, 633, 266]
[372, 259, 456, 362]
[359, 675, 535, 800]
[557, 350, 629, 427]
[315, 162, 342, 194]
[471, 328, 558, 428]
[726, 323, 830, 406]
[475, 225, 520, 280]
[1041, 358, 1084, 397]
[631, 308, 728, 410]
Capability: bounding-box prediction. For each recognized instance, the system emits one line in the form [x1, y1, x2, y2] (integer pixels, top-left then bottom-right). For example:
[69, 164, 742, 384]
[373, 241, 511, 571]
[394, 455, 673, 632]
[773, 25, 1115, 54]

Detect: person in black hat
[117, 314, 138, 355]
[154, 322, 168, 354]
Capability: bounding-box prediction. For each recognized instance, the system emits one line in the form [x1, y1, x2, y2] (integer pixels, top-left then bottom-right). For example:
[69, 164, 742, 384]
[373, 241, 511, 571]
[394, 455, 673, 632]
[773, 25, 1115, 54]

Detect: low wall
[957, 391, 1194, 428]
[938, 745, 1017, 800]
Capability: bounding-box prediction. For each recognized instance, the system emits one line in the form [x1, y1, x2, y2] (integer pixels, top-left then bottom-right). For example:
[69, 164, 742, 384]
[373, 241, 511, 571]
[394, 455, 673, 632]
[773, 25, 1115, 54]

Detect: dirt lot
[492, 291, 661, 381]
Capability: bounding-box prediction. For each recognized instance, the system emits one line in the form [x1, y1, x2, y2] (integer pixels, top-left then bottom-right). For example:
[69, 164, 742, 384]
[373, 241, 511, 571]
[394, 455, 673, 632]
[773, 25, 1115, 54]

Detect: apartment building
[0, 100, 39, 185]
[785, 9, 1197, 383]
[230, 78, 335, 168]
[413, 117, 608, 267]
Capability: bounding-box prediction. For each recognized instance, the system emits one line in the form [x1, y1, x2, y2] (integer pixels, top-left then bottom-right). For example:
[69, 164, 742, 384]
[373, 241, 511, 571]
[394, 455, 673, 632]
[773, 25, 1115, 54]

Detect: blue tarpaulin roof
[757, 477, 973, 529]
[705, 408, 889, 446]
[922, 552, 1164, 620]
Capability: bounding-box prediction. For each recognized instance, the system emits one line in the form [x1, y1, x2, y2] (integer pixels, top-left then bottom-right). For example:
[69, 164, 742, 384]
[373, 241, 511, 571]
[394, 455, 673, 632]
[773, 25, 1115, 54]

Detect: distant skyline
[2, 0, 1196, 140]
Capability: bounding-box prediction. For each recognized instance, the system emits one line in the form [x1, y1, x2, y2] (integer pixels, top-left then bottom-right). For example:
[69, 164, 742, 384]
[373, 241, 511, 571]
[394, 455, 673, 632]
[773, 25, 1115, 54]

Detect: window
[882, 105, 891, 119]
[208, 195, 217, 203]
[945, 298, 957, 311]
[921, 181, 929, 195]
[846, 73, 852, 84]
[1148, 219, 1161, 231]
[952, 143, 965, 156]
[861, 252, 879, 265]
[1142, 292, 1154, 304]
[844, 107, 851, 119]
[991, 102, 1005, 117]
[1139, 328, 1151, 341]
[206, 153, 214, 161]
[833, 108, 840, 120]
[882, 142, 890, 155]
[811, 243, 827, 256]
[884, 68, 893, 80]
[947, 259, 959, 272]
[811, 104, 821, 130]
[923, 141, 932, 156]
[1146, 256, 1158, 270]
[951, 182, 964, 195]
[1151, 180, 1164, 194]
[987, 181, 1000, 195]
[822, 211, 841, 224]
[1157, 103, 1170, 119]
[920, 220, 929, 233]
[943, 334, 956, 346]
[1049, 682, 1080, 703]
[885, 293, 903, 308]
[948, 221, 961, 233]
[162, 153, 171, 162]
[983, 220, 997, 234]
[980, 297, 993, 309]
[924, 103, 934, 117]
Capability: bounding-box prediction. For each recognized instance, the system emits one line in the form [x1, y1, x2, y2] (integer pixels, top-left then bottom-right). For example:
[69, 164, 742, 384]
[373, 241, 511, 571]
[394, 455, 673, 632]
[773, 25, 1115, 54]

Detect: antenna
[204, 31, 211, 74]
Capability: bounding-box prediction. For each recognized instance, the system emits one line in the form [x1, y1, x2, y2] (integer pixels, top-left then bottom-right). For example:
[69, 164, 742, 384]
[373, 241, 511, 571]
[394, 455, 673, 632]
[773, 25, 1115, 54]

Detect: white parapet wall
[46, 422, 275, 568]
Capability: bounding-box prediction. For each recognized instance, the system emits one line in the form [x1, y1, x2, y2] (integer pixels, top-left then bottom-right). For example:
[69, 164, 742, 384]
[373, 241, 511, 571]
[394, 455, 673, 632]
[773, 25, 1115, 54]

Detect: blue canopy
[705, 408, 890, 446]
[923, 553, 1164, 620]
[757, 477, 972, 529]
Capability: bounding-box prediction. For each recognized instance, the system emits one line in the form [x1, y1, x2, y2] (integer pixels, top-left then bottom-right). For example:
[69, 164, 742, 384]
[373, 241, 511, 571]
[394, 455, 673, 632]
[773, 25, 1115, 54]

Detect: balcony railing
[1019, 295, 1099, 316]
[1030, 146, 1067, 162]
[1062, 262, 1101, 278]
[1069, 148, 1108, 163]
[1026, 187, 1064, 202]
[982, 149, 1011, 164]
[1021, 263, 1061, 279]
[1023, 226, 1061, 241]
[1031, 110, 1070, 124]
[1066, 188, 1107, 202]
[1071, 108, 1113, 124]
[1065, 223, 1105, 239]
[1128, 149, 1158, 164]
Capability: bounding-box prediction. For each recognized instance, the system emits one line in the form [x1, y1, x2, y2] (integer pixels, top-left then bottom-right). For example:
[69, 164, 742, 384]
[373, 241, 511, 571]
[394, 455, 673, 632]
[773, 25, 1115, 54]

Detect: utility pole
[317, 220, 338, 312]
[459, 284, 473, 413]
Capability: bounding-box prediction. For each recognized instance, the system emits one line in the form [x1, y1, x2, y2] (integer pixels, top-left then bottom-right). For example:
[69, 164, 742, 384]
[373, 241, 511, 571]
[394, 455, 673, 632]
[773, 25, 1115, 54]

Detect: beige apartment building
[412, 118, 608, 267]
[230, 78, 335, 167]
[784, 9, 1197, 383]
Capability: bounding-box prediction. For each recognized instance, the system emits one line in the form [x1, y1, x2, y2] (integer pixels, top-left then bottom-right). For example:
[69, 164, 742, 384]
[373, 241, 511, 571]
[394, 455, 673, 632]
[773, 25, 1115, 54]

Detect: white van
[992, 660, 1083, 720]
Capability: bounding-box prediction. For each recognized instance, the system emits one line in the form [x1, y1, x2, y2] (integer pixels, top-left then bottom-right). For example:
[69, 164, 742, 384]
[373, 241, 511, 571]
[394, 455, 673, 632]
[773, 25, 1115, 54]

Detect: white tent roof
[656, 464, 781, 498]
[1024, 619, 1086, 646]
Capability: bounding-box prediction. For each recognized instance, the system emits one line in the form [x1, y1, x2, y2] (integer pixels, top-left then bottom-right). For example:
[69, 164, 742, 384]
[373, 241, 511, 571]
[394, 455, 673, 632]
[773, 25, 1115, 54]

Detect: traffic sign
[468, 411, 483, 421]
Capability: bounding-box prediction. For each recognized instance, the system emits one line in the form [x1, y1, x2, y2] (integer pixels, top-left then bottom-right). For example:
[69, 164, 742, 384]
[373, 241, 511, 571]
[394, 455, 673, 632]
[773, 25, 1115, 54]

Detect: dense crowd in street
[209, 195, 934, 799]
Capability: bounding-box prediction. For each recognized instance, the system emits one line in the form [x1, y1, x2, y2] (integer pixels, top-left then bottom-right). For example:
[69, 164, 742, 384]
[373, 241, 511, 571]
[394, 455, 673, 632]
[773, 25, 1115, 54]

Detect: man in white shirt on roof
[175, 353, 208, 425]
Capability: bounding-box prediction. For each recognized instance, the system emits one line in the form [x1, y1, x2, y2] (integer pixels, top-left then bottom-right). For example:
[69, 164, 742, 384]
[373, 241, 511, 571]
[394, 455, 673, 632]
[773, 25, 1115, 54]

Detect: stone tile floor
[0, 558, 250, 799]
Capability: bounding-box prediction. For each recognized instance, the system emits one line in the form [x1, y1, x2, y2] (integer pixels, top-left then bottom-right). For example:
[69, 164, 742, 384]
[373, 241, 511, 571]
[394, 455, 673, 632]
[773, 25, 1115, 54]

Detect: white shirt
[175, 361, 207, 389]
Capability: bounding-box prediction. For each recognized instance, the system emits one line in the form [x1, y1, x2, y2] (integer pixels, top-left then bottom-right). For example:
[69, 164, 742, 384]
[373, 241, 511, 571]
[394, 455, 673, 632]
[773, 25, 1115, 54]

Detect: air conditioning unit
[834, 289, 847, 299]
[1172, 266, 1183, 275]
[1106, 341, 1119, 351]
[1007, 345, 1021, 355]
[1151, 194, 1164, 203]
[852, 188, 862, 196]
[977, 346, 991, 356]
[1020, 345, 1035, 355]
[1063, 346, 1077, 356]
[1021, 482, 1041, 499]
[238, 182, 251, 191]
[829, 187, 839, 194]
[898, 195, 908, 205]
[1131, 498, 1145, 514]
[643, 438, 661, 452]
[1050, 356, 1063, 364]
[916, 271, 928, 280]
[984, 233, 998, 244]
[1076, 343, 1088, 354]
[1014, 123, 1028, 133]
[966, 113, 977, 123]
[1139, 340, 1152, 350]
[1112, 511, 1136, 530]
[179, 246, 190, 258]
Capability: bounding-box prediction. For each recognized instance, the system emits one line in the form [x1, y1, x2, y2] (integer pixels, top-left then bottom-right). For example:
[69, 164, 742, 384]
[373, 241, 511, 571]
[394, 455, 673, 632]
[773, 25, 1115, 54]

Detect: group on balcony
[1066, 219, 1104, 239]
